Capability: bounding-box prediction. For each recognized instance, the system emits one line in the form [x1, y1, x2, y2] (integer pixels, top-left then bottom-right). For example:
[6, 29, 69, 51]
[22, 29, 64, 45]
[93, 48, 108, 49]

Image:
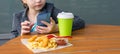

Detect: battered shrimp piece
[42, 36, 49, 47]
[28, 35, 37, 42]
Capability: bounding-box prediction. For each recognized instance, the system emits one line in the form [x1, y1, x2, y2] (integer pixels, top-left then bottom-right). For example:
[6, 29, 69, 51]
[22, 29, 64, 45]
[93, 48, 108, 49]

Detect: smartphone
[37, 12, 51, 27]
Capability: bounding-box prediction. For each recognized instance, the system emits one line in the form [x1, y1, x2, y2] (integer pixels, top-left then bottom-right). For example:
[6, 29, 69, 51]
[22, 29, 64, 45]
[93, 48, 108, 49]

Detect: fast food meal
[27, 34, 68, 49]
[21, 34, 72, 53]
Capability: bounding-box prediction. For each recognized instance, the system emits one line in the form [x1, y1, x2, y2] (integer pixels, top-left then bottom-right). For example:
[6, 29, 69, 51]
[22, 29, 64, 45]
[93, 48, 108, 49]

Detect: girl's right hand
[21, 21, 34, 35]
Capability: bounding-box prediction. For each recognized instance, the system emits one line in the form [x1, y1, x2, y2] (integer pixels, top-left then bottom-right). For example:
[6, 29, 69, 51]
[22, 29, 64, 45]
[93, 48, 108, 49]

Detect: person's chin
[34, 5, 45, 11]
[35, 7, 42, 11]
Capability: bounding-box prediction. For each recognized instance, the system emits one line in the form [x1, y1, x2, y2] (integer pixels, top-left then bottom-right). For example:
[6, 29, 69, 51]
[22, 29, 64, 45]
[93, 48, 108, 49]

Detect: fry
[28, 35, 57, 49]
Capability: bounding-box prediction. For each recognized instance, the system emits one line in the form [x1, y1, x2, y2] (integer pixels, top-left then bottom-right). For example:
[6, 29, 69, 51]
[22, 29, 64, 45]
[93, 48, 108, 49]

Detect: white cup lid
[57, 12, 74, 19]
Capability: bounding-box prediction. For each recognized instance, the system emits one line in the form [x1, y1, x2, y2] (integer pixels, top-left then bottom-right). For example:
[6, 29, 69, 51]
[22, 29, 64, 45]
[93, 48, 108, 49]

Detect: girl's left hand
[36, 17, 58, 34]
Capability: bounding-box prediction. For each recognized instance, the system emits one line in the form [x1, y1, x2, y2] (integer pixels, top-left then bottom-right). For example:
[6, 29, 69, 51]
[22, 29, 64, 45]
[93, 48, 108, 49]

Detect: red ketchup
[47, 34, 55, 39]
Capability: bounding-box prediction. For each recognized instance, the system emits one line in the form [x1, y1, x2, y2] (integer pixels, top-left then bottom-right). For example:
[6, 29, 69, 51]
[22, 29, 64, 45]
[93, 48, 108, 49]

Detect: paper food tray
[21, 39, 72, 53]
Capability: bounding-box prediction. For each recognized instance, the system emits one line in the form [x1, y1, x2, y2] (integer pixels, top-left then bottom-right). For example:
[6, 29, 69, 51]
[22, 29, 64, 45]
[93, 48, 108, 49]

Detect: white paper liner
[21, 39, 72, 53]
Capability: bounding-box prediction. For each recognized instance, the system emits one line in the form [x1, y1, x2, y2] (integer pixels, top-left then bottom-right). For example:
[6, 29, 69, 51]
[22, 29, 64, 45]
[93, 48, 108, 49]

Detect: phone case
[37, 12, 51, 27]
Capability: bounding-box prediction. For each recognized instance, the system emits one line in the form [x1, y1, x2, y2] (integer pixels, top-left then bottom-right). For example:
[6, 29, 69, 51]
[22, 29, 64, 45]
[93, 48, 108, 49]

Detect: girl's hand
[21, 21, 34, 35]
[36, 17, 58, 34]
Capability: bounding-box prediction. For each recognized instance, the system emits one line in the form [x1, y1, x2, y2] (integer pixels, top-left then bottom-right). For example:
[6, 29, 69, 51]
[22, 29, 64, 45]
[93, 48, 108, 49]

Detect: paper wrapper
[21, 39, 72, 53]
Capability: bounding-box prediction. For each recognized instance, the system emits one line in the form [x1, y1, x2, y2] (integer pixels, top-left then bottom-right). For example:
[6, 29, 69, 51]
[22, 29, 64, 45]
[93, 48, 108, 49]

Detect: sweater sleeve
[11, 13, 21, 37]
[72, 16, 85, 31]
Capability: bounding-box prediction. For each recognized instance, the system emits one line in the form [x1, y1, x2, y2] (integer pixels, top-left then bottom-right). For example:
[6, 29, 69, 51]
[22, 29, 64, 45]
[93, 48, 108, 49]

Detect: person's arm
[11, 13, 21, 37]
[51, 7, 85, 31]
[72, 16, 85, 31]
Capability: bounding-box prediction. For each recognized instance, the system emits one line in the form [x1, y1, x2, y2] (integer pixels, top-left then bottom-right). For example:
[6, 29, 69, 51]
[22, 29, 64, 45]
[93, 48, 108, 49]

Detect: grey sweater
[11, 3, 85, 37]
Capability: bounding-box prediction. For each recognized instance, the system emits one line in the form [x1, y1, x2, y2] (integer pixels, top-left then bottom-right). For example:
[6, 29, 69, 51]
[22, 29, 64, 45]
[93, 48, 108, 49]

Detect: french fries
[28, 35, 57, 49]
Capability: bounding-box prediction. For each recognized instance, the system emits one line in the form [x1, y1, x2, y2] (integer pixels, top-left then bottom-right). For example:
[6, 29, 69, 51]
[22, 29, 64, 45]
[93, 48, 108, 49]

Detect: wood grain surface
[0, 25, 120, 54]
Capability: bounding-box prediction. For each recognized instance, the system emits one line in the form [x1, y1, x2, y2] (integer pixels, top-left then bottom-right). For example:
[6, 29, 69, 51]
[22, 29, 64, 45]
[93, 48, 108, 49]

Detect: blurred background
[0, 0, 120, 34]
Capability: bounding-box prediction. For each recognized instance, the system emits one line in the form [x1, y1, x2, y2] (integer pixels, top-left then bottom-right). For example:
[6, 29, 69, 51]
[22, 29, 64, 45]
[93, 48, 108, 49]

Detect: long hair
[21, 0, 28, 8]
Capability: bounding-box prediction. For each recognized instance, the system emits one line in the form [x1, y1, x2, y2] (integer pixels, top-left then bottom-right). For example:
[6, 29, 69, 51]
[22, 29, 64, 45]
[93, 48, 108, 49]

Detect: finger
[22, 26, 31, 30]
[36, 26, 41, 30]
[37, 26, 47, 30]
[36, 26, 49, 33]
[36, 27, 43, 34]
[50, 17, 55, 24]
[21, 30, 30, 34]
[24, 20, 30, 23]
[21, 22, 28, 26]
[36, 29, 41, 33]
[22, 30, 30, 33]
[37, 29, 48, 34]
[41, 21, 50, 26]
[21, 21, 31, 26]
[29, 23, 34, 28]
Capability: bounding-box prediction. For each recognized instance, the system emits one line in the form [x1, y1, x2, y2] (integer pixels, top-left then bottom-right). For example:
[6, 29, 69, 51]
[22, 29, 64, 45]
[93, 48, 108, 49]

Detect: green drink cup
[57, 12, 74, 37]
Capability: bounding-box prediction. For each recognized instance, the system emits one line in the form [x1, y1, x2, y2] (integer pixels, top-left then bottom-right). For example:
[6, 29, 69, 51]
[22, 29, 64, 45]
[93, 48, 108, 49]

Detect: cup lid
[57, 12, 74, 19]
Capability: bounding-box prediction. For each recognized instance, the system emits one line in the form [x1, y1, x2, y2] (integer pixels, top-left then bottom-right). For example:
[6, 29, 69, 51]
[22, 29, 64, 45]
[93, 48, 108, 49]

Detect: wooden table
[0, 25, 120, 54]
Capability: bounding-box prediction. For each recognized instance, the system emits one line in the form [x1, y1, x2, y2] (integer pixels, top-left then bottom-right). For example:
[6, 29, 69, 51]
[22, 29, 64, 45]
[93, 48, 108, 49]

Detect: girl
[11, 0, 85, 37]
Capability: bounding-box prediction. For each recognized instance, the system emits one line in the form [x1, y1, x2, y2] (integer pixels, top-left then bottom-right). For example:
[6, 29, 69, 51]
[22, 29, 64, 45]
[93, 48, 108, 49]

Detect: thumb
[29, 23, 34, 28]
[50, 17, 55, 24]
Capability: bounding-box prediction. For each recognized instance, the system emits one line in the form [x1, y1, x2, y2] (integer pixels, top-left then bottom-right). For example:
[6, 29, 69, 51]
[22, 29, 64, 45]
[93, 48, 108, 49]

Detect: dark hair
[21, 0, 28, 8]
